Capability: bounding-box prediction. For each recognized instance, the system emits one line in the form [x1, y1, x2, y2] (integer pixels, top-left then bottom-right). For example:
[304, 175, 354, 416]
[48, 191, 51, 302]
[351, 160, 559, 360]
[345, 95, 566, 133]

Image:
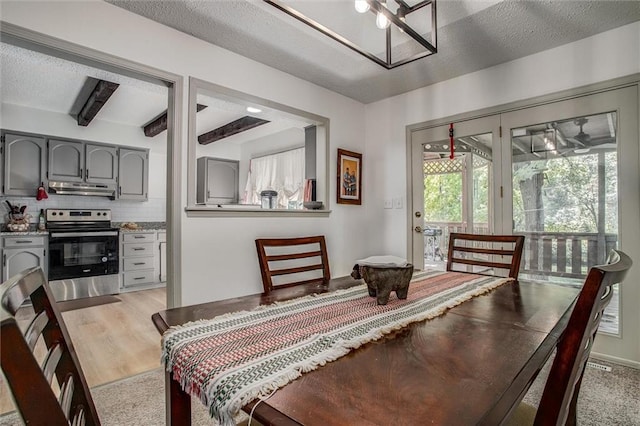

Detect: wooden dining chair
[508, 249, 632, 426]
[0, 266, 100, 426]
[446, 233, 525, 279]
[255, 236, 331, 294]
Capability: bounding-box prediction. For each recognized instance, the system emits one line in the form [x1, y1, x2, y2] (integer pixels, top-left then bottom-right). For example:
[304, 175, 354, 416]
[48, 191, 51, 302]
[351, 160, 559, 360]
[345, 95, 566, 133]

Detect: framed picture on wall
[337, 148, 362, 205]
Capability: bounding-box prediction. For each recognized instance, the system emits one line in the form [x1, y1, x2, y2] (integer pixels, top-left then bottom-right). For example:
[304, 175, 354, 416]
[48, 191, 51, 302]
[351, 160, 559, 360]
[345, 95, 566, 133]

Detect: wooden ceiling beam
[77, 80, 119, 126]
[198, 116, 270, 145]
[144, 104, 207, 137]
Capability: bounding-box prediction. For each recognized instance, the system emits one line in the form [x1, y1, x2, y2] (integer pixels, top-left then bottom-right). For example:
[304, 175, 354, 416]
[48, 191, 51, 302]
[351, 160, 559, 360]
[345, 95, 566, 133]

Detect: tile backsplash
[1, 194, 166, 223]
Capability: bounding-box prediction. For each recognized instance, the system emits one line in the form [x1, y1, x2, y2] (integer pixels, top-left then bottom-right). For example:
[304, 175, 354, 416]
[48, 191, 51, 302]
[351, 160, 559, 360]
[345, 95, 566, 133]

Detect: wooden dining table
[152, 274, 580, 426]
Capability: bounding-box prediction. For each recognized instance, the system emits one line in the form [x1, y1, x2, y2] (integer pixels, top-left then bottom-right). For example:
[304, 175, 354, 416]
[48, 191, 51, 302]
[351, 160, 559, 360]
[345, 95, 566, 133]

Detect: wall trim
[590, 351, 640, 370]
[407, 73, 640, 133]
[0, 21, 184, 308]
[187, 77, 331, 214]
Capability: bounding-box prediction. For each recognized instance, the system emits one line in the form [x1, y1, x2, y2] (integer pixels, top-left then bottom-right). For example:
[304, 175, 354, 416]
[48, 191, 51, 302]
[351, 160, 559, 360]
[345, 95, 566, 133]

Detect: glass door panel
[410, 116, 501, 270]
[422, 134, 493, 270]
[511, 111, 619, 332]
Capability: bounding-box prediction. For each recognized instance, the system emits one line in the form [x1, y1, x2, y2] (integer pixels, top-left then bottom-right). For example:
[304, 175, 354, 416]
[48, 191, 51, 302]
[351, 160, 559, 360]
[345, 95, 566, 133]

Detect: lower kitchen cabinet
[120, 230, 166, 290]
[2, 235, 48, 281]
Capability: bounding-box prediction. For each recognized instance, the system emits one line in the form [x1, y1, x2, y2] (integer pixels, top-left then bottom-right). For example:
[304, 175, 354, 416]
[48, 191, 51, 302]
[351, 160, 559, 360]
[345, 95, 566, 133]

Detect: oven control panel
[46, 209, 112, 222]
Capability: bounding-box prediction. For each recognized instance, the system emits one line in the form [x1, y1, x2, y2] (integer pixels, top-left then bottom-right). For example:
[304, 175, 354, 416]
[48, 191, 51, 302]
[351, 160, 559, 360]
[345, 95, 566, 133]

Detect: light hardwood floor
[0, 288, 166, 415]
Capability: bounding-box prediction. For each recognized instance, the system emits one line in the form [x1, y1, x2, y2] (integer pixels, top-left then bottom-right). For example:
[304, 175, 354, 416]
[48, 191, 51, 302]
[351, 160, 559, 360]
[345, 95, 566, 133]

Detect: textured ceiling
[0, 42, 311, 142]
[0, 43, 168, 127]
[107, 0, 640, 103]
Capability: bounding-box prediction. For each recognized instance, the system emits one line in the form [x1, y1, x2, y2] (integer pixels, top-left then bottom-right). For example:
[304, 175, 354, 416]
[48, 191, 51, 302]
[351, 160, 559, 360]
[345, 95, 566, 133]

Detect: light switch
[384, 199, 393, 209]
[394, 197, 403, 209]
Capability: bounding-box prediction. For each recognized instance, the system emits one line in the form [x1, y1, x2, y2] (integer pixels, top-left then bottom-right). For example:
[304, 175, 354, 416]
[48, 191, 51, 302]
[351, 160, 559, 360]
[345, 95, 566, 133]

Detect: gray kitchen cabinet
[85, 143, 118, 184]
[2, 235, 47, 282]
[49, 140, 118, 185]
[48, 139, 84, 182]
[2, 132, 47, 196]
[118, 148, 149, 200]
[196, 157, 239, 205]
[120, 232, 155, 288]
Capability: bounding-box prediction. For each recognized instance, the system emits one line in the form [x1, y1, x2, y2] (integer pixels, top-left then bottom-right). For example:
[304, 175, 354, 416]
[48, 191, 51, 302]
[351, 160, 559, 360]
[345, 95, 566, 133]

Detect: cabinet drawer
[4, 236, 46, 248]
[123, 233, 155, 243]
[123, 270, 155, 287]
[123, 242, 154, 256]
[123, 256, 154, 271]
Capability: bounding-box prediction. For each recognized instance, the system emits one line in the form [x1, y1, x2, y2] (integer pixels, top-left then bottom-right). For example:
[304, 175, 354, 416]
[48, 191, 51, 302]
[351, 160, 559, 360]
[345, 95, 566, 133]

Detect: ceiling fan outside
[569, 117, 591, 146]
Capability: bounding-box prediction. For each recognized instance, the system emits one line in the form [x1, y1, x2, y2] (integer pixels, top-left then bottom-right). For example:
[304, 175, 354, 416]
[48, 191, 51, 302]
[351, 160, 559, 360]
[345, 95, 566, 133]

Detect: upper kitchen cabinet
[49, 139, 118, 185]
[86, 144, 118, 184]
[196, 157, 239, 205]
[118, 147, 149, 200]
[48, 139, 83, 182]
[2, 132, 47, 196]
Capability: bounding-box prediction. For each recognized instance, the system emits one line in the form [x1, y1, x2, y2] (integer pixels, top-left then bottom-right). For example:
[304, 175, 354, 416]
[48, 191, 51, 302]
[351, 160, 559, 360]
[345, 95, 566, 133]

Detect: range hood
[49, 181, 116, 198]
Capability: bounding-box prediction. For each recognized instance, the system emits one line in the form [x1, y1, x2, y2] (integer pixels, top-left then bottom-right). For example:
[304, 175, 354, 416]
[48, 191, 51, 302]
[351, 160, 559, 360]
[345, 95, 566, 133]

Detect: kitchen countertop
[0, 230, 48, 236]
[1, 222, 166, 236]
[114, 222, 166, 232]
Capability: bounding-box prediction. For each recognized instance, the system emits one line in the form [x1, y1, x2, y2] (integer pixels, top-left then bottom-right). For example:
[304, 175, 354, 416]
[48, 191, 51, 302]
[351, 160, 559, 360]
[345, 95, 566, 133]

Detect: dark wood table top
[152, 275, 580, 426]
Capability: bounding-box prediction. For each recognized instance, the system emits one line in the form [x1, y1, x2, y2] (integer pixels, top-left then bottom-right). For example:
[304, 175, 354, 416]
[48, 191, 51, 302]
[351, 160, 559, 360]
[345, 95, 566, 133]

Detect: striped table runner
[161, 270, 512, 425]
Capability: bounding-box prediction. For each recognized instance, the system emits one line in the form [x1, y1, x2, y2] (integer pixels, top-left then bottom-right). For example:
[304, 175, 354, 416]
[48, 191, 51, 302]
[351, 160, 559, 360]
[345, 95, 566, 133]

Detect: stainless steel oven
[47, 209, 119, 301]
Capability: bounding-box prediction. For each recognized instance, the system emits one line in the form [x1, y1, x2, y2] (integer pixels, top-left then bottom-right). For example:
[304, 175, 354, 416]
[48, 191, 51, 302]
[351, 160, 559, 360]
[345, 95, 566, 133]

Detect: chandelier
[264, 0, 437, 69]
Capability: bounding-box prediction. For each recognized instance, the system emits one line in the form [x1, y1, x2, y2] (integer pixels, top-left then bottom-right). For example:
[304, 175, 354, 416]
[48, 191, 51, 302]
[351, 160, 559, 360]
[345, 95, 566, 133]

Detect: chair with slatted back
[446, 233, 525, 279]
[508, 249, 632, 426]
[0, 266, 100, 426]
[255, 236, 331, 294]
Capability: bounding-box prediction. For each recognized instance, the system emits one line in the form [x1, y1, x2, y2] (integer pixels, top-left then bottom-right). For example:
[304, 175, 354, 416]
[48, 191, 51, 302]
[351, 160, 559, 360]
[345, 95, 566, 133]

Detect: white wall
[363, 21, 640, 365]
[1, 103, 167, 221]
[364, 21, 640, 257]
[0, 0, 367, 304]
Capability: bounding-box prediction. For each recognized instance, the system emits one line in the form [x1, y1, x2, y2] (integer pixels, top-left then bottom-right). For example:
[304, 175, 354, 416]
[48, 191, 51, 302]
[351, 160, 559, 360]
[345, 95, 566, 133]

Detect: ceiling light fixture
[264, 0, 437, 69]
[246, 106, 262, 113]
[375, 1, 391, 29]
[354, 0, 370, 13]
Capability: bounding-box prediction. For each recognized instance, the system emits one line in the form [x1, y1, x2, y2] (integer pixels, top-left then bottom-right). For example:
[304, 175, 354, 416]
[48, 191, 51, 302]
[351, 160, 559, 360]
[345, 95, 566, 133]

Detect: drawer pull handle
[133, 277, 145, 280]
[132, 248, 145, 251]
[15, 240, 33, 244]
[133, 236, 145, 239]
[133, 262, 146, 265]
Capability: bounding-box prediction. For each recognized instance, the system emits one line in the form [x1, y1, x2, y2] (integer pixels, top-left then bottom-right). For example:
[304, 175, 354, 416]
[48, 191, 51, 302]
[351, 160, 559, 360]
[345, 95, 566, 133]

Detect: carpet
[521, 355, 640, 426]
[0, 367, 244, 426]
[0, 358, 637, 425]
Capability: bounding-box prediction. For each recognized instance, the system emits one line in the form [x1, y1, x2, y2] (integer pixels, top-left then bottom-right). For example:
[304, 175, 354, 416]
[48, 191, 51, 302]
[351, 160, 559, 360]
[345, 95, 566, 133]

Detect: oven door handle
[50, 231, 119, 238]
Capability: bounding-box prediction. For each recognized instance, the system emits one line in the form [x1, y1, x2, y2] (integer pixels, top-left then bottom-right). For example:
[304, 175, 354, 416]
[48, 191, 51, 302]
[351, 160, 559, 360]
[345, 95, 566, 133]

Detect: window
[243, 147, 306, 209]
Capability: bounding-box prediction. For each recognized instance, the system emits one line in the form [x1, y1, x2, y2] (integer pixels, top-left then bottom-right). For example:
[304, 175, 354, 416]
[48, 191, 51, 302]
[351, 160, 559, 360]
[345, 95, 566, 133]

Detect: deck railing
[424, 222, 617, 280]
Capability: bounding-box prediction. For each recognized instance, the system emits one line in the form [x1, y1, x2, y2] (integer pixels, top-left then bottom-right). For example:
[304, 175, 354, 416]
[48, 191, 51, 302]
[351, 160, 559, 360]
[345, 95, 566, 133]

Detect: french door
[409, 85, 639, 363]
[409, 115, 501, 269]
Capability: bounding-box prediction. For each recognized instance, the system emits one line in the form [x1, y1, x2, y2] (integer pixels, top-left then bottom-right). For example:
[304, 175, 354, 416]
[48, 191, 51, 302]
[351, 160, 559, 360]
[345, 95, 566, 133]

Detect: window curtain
[243, 147, 305, 208]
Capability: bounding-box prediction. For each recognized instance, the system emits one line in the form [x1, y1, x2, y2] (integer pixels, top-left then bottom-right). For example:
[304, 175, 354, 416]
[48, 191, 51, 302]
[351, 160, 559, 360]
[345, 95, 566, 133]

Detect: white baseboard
[590, 351, 640, 370]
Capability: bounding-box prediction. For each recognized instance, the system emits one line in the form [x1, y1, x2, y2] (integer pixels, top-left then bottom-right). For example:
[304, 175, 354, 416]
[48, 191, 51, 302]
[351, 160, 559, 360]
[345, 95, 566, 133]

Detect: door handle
[85, 168, 89, 179]
[414, 226, 423, 233]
